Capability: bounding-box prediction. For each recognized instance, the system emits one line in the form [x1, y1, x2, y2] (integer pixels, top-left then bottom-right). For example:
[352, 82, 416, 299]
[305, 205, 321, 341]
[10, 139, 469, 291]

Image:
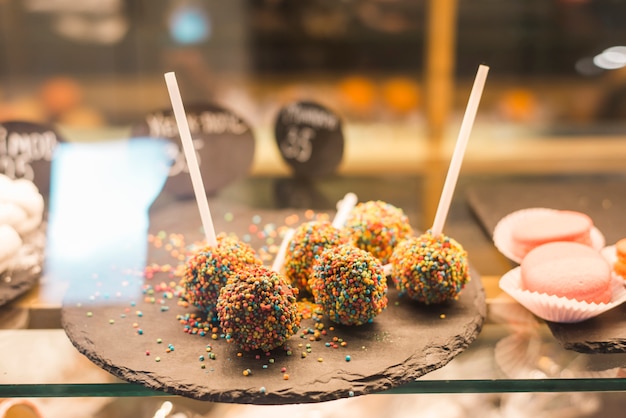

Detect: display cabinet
[1, 1, 626, 417]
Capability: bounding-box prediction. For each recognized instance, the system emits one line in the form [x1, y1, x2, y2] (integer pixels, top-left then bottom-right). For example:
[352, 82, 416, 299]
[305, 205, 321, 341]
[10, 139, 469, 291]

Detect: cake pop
[217, 265, 300, 352]
[180, 234, 262, 317]
[283, 220, 351, 294]
[311, 244, 387, 325]
[344, 200, 412, 264]
[389, 231, 469, 305]
[278, 193, 358, 294]
[389, 65, 488, 305]
[166, 73, 261, 318]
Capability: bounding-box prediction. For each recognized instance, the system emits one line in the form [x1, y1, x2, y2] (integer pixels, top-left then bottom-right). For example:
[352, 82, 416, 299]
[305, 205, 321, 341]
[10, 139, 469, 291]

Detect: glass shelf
[1, 174, 626, 402]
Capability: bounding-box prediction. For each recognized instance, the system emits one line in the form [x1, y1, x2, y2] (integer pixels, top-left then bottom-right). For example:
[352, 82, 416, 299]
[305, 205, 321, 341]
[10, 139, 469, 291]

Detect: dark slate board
[0, 228, 45, 307]
[548, 304, 626, 353]
[466, 177, 626, 353]
[61, 198, 485, 404]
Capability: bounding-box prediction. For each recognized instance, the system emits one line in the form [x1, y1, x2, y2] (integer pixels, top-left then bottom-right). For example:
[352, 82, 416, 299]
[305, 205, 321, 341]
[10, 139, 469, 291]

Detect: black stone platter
[61, 198, 485, 405]
[0, 228, 45, 308]
[467, 177, 626, 354]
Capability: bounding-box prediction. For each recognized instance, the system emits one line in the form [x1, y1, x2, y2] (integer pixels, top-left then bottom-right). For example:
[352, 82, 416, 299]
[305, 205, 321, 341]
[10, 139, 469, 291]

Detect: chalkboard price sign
[275, 101, 344, 178]
[131, 103, 255, 198]
[0, 120, 63, 195]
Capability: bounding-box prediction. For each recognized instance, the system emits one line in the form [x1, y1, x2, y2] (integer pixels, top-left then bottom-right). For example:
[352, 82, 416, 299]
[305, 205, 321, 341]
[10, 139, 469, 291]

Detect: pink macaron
[510, 210, 593, 260]
[521, 241, 611, 304]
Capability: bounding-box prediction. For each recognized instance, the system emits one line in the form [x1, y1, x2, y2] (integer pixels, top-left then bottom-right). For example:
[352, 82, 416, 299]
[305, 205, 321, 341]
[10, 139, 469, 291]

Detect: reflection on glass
[43, 138, 173, 304]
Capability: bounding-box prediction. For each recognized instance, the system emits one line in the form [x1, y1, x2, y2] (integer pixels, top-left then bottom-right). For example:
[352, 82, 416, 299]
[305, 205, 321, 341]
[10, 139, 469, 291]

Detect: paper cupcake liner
[602, 244, 626, 281]
[601, 245, 617, 265]
[493, 207, 606, 264]
[499, 267, 626, 323]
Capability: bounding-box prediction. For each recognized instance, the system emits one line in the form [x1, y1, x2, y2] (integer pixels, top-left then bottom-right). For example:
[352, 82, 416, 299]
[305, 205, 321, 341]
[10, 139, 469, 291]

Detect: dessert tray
[467, 179, 626, 353]
[499, 266, 626, 323]
[61, 198, 486, 404]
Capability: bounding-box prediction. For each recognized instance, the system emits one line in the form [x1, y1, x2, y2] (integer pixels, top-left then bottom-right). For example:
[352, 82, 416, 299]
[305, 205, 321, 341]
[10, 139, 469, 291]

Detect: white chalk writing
[145, 110, 248, 138]
[280, 103, 338, 130]
[0, 125, 57, 179]
[280, 125, 314, 163]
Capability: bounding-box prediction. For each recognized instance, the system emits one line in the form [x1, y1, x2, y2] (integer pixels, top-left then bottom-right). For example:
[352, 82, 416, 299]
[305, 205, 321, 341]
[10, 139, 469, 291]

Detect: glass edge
[2, 379, 626, 399]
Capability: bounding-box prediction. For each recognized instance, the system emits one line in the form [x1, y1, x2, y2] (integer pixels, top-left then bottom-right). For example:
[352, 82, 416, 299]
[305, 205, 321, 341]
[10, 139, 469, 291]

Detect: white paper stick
[164, 72, 217, 247]
[431, 64, 489, 236]
[382, 263, 392, 276]
[332, 192, 358, 229]
[271, 228, 295, 273]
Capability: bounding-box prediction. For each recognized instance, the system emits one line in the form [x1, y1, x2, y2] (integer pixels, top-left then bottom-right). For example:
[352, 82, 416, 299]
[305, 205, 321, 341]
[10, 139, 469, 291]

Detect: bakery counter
[1, 173, 626, 406]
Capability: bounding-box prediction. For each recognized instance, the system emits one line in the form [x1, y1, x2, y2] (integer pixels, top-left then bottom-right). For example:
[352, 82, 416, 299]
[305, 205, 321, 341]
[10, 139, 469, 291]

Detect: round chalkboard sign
[0, 120, 63, 196]
[131, 103, 255, 198]
[274, 101, 344, 178]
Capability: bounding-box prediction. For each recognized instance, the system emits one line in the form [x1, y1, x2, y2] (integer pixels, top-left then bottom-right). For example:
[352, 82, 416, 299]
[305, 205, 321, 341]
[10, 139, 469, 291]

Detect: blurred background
[2, 0, 626, 138]
[3, 2, 626, 417]
[3, 0, 626, 222]
[4, 0, 626, 230]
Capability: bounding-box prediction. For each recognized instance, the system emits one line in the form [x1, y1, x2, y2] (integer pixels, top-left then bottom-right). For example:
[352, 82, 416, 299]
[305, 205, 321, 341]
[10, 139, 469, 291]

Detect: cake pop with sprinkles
[216, 265, 300, 352]
[389, 66, 488, 305]
[344, 200, 413, 264]
[389, 232, 469, 305]
[311, 244, 388, 325]
[283, 220, 352, 294]
[166, 73, 263, 319]
[180, 234, 262, 318]
[280, 193, 358, 294]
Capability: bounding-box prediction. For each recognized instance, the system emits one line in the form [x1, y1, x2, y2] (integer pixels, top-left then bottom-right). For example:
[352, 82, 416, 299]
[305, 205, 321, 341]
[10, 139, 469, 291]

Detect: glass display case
[1, 1, 626, 417]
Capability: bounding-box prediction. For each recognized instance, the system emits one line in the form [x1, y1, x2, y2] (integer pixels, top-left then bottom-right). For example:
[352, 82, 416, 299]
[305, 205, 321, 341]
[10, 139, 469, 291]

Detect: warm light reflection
[593, 46, 626, 70]
[153, 401, 174, 418]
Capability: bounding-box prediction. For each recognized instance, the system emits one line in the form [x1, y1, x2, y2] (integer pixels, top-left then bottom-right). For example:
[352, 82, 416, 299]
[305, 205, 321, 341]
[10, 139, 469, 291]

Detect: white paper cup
[602, 244, 626, 281]
[499, 266, 626, 323]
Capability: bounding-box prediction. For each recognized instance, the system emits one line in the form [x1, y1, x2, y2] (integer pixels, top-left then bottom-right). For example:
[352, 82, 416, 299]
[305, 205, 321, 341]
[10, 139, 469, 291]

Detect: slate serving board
[61, 198, 485, 404]
[466, 176, 626, 353]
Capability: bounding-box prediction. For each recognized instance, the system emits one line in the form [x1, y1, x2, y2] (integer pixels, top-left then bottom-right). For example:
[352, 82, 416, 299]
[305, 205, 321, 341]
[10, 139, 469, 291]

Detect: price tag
[0, 120, 63, 195]
[275, 101, 344, 177]
[131, 103, 255, 198]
